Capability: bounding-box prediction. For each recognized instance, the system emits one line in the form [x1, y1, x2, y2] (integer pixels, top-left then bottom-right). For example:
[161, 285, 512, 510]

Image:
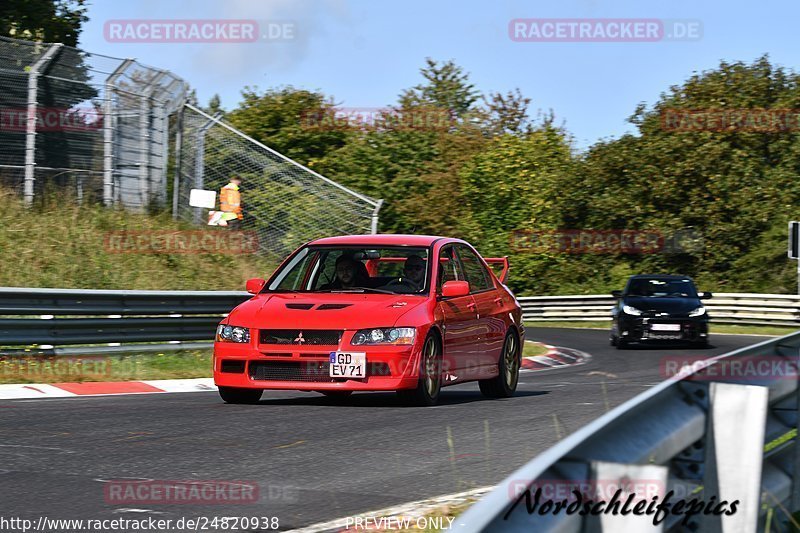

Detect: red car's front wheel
[397, 331, 442, 407]
[219, 386, 263, 404]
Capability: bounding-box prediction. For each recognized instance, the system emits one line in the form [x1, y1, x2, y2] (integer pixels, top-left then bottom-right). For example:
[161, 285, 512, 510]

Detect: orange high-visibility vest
[219, 183, 242, 219]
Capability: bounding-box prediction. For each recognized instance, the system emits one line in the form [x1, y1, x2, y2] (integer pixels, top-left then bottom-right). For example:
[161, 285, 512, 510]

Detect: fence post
[139, 71, 167, 209]
[103, 59, 134, 207]
[371, 199, 383, 234]
[192, 112, 222, 225]
[701, 382, 768, 533]
[172, 106, 184, 219]
[24, 43, 62, 206]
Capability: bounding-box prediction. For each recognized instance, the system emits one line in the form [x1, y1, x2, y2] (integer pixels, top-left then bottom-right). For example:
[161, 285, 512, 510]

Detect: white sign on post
[189, 189, 216, 209]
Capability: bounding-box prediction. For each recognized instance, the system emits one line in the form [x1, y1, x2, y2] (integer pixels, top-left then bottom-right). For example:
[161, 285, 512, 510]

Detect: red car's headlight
[216, 324, 250, 343]
[351, 327, 415, 346]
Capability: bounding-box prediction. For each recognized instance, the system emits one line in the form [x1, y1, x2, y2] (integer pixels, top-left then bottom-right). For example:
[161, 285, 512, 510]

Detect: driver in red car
[401, 254, 426, 290]
[380, 254, 426, 293]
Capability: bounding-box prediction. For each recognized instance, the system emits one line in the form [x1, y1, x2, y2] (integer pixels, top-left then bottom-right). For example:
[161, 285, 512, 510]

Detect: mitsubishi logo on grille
[294, 332, 306, 344]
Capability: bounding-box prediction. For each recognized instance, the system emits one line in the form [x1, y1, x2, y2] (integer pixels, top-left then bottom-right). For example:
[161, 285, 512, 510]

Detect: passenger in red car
[321, 254, 370, 289]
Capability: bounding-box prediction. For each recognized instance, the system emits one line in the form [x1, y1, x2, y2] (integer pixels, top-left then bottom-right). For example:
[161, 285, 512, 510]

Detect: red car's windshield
[266, 246, 431, 295]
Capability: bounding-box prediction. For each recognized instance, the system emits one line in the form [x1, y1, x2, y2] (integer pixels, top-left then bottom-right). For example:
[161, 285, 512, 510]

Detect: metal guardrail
[1, 289, 799, 350]
[519, 293, 800, 326]
[0, 287, 249, 348]
[457, 331, 800, 532]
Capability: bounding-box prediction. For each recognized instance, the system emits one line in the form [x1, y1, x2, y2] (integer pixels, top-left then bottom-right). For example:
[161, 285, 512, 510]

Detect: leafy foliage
[220, 56, 800, 295]
[0, 0, 88, 46]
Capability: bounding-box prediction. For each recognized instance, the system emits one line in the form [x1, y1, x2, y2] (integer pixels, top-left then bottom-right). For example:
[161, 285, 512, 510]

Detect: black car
[610, 274, 711, 348]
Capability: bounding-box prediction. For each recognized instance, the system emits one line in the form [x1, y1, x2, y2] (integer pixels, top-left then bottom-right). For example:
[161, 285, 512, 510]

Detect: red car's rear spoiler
[484, 257, 510, 284]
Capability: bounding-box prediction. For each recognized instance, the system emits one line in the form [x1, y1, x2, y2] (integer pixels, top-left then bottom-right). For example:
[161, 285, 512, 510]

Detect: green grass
[0, 189, 277, 290]
[522, 340, 549, 357]
[0, 350, 213, 384]
[524, 320, 798, 336]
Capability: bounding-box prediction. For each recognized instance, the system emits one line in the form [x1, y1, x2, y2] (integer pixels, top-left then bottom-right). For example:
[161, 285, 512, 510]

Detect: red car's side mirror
[442, 280, 470, 298]
[246, 278, 266, 294]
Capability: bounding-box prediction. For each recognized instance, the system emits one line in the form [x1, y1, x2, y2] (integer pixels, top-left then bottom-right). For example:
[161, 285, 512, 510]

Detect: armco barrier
[456, 331, 800, 532]
[519, 293, 800, 326]
[0, 287, 249, 348]
[0, 288, 798, 350]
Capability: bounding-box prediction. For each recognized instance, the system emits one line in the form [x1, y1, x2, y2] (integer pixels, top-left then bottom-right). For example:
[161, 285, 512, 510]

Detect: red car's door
[456, 245, 506, 372]
[435, 245, 478, 381]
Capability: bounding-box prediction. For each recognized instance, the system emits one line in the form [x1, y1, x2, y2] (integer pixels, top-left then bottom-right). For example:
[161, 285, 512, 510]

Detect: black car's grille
[259, 329, 343, 346]
[249, 361, 332, 382]
[640, 311, 690, 319]
[248, 361, 393, 382]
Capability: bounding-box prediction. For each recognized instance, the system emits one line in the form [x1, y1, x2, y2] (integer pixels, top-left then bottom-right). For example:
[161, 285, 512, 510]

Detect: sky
[78, 0, 799, 150]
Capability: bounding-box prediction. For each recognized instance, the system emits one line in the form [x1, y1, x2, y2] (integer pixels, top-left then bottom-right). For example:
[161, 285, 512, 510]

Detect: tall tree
[0, 0, 88, 46]
[574, 55, 800, 292]
[206, 94, 223, 116]
[399, 58, 480, 118]
[480, 89, 533, 136]
[226, 86, 348, 165]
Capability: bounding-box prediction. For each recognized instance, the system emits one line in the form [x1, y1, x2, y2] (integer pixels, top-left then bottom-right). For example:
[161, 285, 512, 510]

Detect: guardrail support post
[586, 461, 669, 532]
[792, 345, 800, 514]
[702, 382, 768, 533]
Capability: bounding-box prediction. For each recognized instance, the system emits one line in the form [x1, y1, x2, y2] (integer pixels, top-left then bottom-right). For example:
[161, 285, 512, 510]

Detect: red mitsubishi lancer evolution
[213, 235, 524, 406]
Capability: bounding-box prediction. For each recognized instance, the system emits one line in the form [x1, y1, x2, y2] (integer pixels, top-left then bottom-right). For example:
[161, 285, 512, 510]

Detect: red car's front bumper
[212, 338, 422, 391]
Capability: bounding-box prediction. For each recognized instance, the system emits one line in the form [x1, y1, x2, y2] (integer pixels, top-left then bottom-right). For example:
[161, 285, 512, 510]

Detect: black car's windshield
[265, 246, 431, 295]
[626, 278, 698, 298]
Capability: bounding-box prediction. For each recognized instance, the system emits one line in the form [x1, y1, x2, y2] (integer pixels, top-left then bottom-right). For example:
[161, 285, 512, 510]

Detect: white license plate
[651, 323, 681, 331]
[329, 352, 366, 378]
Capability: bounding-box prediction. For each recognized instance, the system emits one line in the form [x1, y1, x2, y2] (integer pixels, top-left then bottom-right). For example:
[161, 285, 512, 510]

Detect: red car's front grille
[249, 361, 332, 382]
[247, 361, 393, 382]
[259, 329, 343, 346]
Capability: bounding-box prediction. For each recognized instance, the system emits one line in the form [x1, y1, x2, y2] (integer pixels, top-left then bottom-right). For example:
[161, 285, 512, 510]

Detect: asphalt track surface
[0, 328, 770, 530]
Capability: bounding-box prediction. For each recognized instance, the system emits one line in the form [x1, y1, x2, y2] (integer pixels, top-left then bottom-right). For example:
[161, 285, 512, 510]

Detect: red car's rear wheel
[479, 330, 520, 398]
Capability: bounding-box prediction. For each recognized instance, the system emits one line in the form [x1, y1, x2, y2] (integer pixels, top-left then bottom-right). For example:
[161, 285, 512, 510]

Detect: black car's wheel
[479, 330, 520, 399]
[616, 338, 629, 349]
[218, 386, 263, 404]
[692, 339, 710, 349]
[397, 332, 442, 407]
[610, 335, 619, 347]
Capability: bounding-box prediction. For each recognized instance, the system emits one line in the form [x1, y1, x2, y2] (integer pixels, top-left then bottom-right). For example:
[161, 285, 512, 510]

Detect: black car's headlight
[622, 305, 643, 316]
[689, 307, 706, 317]
[216, 324, 250, 343]
[351, 327, 415, 346]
